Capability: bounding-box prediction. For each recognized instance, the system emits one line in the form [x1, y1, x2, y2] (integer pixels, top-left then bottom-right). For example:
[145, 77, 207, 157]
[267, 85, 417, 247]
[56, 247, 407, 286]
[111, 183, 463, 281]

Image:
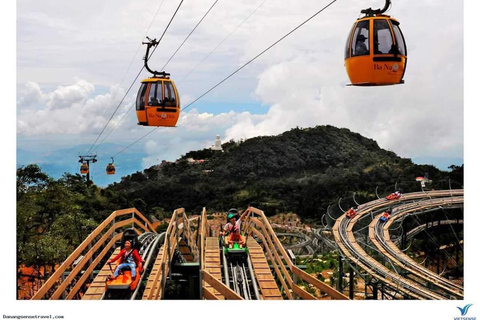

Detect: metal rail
[332, 190, 463, 300]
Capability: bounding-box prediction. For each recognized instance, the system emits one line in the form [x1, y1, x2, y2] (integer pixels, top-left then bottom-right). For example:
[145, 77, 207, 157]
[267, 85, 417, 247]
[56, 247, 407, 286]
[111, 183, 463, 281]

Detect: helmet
[227, 213, 235, 220]
[228, 208, 239, 215]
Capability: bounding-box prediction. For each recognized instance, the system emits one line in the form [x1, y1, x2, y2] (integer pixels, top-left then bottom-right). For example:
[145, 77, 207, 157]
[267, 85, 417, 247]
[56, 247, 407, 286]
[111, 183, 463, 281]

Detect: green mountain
[106, 125, 463, 221]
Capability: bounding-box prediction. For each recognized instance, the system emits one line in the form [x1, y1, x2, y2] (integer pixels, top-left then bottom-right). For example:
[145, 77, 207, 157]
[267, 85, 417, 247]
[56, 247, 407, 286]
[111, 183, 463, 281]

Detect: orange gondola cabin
[106, 163, 115, 175]
[80, 163, 89, 174]
[136, 76, 180, 127]
[344, 0, 407, 86]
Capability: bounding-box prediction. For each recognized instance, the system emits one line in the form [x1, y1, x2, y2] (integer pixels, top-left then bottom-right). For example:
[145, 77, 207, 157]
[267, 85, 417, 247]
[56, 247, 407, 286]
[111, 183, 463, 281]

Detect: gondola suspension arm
[142, 37, 169, 77]
[361, 0, 391, 16]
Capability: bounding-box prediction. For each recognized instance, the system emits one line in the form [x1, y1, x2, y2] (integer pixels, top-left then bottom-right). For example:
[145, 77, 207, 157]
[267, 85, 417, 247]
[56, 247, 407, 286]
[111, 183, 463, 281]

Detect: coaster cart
[345, 208, 358, 219]
[104, 229, 143, 299]
[386, 191, 401, 200]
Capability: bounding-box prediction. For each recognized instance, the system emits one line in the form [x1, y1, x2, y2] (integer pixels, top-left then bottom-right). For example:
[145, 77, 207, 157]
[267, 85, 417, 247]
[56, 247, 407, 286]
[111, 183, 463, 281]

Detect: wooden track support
[246, 237, 282, 300]
[142, 246, 165, 300]
[203, 237, 224, 300]
[82, 247, 121, 300]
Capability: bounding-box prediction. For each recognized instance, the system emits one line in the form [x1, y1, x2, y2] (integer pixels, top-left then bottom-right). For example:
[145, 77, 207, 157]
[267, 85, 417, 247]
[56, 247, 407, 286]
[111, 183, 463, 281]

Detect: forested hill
[107, 125, 463, 221]
[15, 125, 463, 290]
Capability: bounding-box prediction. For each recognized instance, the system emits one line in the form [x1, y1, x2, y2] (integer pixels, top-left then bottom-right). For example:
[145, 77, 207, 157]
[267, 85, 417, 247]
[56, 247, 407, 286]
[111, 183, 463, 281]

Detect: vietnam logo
[458, 304, 474, 317]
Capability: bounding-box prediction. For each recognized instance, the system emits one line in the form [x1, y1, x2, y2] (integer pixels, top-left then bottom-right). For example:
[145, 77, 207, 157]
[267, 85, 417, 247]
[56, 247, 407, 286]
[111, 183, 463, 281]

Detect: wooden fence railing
[245, 206, 349, 300]
[199, 208, 244, 300]
[32, 207, 156, 300]
[199, 206, 347, 300]
[144, 207, 199, 299]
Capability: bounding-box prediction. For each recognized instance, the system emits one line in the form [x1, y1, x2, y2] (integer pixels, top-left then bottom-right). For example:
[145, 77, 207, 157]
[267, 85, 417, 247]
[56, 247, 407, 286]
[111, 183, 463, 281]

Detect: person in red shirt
[227, 226, 245, 248]
[221, 209, 248, 248]
[108, 240, 144, 280]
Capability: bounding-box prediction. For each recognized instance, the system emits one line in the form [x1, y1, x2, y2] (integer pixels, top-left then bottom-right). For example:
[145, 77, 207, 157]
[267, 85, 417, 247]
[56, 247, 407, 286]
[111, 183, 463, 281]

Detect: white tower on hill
[211, 134, 223, 151]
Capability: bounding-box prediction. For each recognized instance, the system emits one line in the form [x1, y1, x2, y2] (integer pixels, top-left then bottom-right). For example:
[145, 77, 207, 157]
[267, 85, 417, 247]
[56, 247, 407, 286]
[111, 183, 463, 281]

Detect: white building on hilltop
[211, 134, 223, 151]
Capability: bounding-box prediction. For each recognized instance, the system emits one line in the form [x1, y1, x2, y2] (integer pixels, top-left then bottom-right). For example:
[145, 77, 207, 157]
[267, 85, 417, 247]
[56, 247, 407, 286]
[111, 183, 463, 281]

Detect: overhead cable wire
[112, 127, 159, 158]
[108, 0, 338, 158]
[90, 102, 135, 154]
[179, 0, 269, 84]
[86, 0, 167, 155]
[160, 0, 220, 71]
[86, 0, 184, 155]
[180, 0, 338, 112]
[92, 0, 217, 155]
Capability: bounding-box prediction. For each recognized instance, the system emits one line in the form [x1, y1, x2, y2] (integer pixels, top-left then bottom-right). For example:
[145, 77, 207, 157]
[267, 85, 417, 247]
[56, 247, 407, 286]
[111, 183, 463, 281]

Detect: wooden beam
[292, 284, 317, 300]
[292, 265, 349, 300]
[203, 288, 220, 300]
[50, 220, 130, 299]
[202, 270, 243, 300]
[66, 234, 122, 299]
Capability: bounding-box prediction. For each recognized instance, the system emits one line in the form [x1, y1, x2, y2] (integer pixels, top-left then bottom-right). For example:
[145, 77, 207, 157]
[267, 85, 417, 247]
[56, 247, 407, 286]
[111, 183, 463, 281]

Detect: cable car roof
[140, 77, 173, 83]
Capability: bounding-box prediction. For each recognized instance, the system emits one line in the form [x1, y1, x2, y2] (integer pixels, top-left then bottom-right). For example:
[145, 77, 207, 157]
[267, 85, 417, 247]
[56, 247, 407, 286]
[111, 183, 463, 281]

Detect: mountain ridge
[106, 125, 463, 221]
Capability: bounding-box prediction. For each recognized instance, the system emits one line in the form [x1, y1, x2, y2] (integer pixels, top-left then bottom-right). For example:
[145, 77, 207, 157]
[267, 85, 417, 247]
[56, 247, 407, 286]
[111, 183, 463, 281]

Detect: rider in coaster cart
[380, 208, 392, 221]
[346, 207, 357, 218]
[386, 191, 401, 200]
[222, 208, 248, 248]
[108, 239, 144, 281]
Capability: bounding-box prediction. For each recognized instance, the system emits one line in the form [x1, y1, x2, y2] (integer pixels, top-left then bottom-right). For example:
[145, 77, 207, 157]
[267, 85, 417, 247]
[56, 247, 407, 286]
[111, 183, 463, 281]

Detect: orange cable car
[80, 163, 89, 175]
[136, 37, 180, 127]
[106, 157, 115, 175]
[344, 0, 407, 86]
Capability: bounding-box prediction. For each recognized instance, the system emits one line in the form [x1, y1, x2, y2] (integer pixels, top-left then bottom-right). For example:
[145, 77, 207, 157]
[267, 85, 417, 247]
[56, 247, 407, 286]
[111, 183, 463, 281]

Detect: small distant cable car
[136, 37, 180, 127]
[80, 163, 89, 175]
[344, 0, 407, 86]
[106, 158, 115, 175]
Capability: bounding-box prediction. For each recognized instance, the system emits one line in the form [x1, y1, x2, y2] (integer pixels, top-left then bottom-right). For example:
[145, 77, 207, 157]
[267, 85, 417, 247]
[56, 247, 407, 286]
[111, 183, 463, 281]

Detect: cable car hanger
[142, 37, 170, 78]
[361, 0, 391, 16]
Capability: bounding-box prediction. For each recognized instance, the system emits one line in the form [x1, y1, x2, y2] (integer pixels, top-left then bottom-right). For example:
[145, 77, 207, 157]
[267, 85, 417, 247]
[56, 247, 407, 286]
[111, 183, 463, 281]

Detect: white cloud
[46, 80, 94, 110]
[17, 81, 46, 107]
[17, 80, 131, 136]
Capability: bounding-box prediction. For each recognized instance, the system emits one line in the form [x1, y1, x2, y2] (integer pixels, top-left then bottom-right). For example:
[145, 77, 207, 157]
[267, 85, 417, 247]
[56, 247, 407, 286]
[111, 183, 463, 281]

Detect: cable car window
[391, 22, 406, 56]
[373, 19, 393, 54]
[352, 20, 369, 56]
[164, 82, 176, 107]
[148, 82, 163, 106]
[136, 83, 148, 111]
[345, 24, 356, 59]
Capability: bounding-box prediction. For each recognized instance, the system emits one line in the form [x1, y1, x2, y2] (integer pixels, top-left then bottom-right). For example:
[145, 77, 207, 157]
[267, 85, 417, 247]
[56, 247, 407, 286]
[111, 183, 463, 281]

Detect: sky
[15, 0, 465, 187]
[5, 0, 480, 317]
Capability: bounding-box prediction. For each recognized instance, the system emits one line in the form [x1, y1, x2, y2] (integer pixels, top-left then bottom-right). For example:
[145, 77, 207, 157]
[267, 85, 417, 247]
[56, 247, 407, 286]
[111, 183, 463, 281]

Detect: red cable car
[345, 0, 407, 86]
[136, 37, 180, 127]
